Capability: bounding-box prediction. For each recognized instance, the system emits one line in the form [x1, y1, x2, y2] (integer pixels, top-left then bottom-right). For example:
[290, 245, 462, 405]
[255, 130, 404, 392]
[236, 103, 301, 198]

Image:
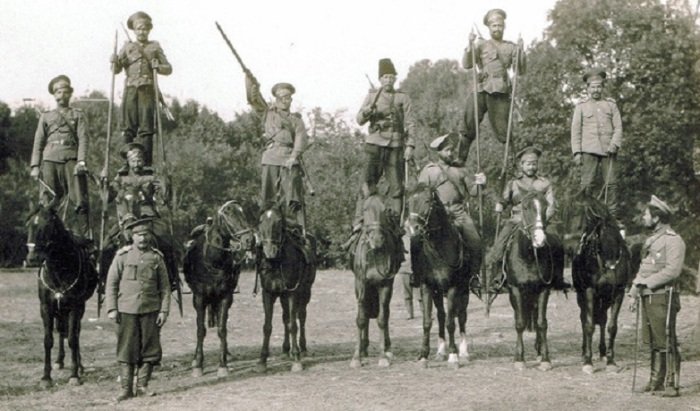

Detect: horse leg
[298, 290, 310, 356]
[67, 306, 84, 385]
[509, 287, 526, 370]
[536, 289, 552, 371]
[377, 282, 393, 367]
[351, 293, 369, 369]
[458, 289, 470, 359]
[257, 291, 275, 373]
[419, 284, 433, 366]
[286, 294, 303, 372]
[434, 292, 447, 361]
[446, 287, 459, 369]
[191, 293, 206, 377]
[605, 289, 624, 372]
[217, 295, 233, 378]
[281, 297, 291, 357]
[577, 288, 595, 373]
[598, 303, 608, 362]
[40, 297, 54, 388]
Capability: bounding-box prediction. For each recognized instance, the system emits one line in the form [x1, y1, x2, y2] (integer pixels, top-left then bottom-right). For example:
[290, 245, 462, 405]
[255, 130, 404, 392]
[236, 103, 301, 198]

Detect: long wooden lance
[469, 32, 490, 316]
[97, 30, 118, 318]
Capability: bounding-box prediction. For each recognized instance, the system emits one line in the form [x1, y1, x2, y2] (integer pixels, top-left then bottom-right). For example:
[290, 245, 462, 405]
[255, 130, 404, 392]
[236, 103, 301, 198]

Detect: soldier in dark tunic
[111, 11, 172, 166]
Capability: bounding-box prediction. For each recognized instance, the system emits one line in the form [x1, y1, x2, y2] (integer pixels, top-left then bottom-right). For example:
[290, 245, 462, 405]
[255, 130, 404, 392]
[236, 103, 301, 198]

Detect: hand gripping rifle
[97, 30, 118, 318]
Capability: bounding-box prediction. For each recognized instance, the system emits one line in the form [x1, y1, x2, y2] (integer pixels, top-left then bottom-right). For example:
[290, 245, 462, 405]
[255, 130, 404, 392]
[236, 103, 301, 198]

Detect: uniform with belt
[628, 198, 685, 395]
[112, 11, 172, 166]
[461, 9, 525, 163]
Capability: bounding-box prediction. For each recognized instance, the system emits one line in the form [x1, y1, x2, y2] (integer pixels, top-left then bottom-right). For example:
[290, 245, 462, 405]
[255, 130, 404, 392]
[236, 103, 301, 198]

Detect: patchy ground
[0, 268, 699, 411]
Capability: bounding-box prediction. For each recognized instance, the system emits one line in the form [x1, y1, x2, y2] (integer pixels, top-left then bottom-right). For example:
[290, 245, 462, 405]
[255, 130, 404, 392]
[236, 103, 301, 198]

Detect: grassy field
[0, 268, 699, 410]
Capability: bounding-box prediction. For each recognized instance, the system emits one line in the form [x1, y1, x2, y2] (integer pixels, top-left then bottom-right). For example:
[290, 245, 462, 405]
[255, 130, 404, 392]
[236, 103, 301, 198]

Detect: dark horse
[349, 195, 403, 368]
[405, 184, 474, 368]
[183, 200, 256, 378]
[256, 203, 316, 372]
[29, 204, 97, 387]
[571, 193, 631, 374]
[503, 191, 565, 371]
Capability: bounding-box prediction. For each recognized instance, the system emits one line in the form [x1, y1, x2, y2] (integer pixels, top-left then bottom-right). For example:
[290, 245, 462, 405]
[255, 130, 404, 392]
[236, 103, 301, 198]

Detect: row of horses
[25, 186, 636, 388]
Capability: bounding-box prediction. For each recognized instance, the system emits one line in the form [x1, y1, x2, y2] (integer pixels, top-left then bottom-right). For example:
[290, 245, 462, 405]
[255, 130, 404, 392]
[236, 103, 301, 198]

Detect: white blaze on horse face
[532, 199, 546, 248]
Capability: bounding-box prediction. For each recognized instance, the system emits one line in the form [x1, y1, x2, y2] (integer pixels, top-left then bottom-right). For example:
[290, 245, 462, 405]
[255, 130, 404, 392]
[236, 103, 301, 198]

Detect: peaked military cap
[583, 67, 607, 84]
[48, 75, 73, 94]
[648, 194, 673, 215]
[127, 11, 153, 30]
[516, 146, 542, 159]
[378, 58, 397, 78]
[124, 217, 154, 234]
[119, 142, 146, 159]
[271, 82, 295, 97]
[429, 132, 459, 151]
[483, 8, 507, 25]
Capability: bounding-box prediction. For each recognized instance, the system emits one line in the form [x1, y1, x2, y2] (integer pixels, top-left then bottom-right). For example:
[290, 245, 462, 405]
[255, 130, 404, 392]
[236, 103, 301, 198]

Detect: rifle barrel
[215, 22, 248, 72]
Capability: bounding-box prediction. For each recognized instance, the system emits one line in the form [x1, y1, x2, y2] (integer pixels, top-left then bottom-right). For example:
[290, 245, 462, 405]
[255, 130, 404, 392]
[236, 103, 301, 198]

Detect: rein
[409, 193, 465, 270]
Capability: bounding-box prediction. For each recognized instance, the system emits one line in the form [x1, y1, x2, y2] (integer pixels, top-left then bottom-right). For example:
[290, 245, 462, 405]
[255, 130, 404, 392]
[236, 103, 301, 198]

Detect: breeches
[117, 311, 162, 365]
[641, 293, 680, 351]
[363, 144, 404, 213]
[580, 153, 618, 216]
[447, 204, 482, 273]
[461, 91, 511, 161]
[40, 160, 90, 235]
[122, 86, 156, 165]
[261, 164, 305, 226]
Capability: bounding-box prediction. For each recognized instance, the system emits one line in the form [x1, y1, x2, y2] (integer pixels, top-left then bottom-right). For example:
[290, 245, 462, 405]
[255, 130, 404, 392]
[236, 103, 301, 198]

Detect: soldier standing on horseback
[485, 147, 559, 284]
[628, 195, 685, 397]
[460, 8, 526, 163]
[30, 74, 91, 239]
[571, 68, 623, 233]
[106, 218, 170, 401]
[245, 74, 309, 236]
[111, 11, 172, 167]
[415, 132, 485, 284]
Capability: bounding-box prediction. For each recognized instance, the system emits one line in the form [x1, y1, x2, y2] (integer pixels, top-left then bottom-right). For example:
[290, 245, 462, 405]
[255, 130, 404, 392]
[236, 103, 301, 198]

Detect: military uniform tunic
[106, 245, 171, 364]
[30, 107, 90, 233]
[629, 225, 685, 351]
[109, 168, 163, 226]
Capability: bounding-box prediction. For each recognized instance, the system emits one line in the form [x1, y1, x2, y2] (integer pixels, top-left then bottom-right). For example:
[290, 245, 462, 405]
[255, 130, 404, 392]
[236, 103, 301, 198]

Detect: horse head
[258, 203, 286, 260]
[361, 195, 389, 250]
[27, 204, 68, 258]
[406, 184, 445, 240]
[520, 191, 548, 249]
[578, 193, 626, 273]
[217, 200, 256, 255]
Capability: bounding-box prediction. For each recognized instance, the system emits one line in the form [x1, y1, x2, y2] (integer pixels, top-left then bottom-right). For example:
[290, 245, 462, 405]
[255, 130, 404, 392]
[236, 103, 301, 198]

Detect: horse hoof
[385, 352, 394, 361]
[536, 355, 542, 363]
[538, 362, 552, 372]
[39, 379, 52, 389]
[350, 358, 362, 369]
[459, 343, 469, 359]
[582, 364, 594, 375]
[191, 360, 198, 368]
[447, 354, 460, 369]
[68, 377, 81, 386]
[378, 358, 390, 368]
[291, 362, 303, 372]
[514, 361, 525, 371]
[192, 368, 203, 378]
[256, 363, 267, 373]
[217, 367, 229, 378]
[606, 364, 619, 374]
[52, 362, 63, 371]
[419, 358, 428, 369]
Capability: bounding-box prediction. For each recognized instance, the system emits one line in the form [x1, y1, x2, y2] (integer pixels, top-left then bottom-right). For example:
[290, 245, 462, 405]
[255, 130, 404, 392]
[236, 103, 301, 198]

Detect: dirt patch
[1, 268, 699, 410]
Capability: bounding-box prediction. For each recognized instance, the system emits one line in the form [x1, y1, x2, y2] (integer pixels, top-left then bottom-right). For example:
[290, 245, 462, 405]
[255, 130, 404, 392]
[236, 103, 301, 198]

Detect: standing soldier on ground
[628, 195, 685, 397]
[460, 8, 526, 164]
[356, 58, 416, 216]
[106, 218, 170, 401]
[245, 72, 311, 242]
[111, 11, 172, 167]
[30, 74, 91, 239]
[571, 68, 623, 233]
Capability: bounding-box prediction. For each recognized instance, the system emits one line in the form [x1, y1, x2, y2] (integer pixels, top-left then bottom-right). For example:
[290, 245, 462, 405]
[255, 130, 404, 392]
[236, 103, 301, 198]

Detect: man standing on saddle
[106, 218, 170, 401]
[571, 68, 623, 234]
[628, 195, 685, 397]
[245, 72, 311, 249]
[111, 11, 172, 167]
[486, 147, 560, 284]
[30, 75, 91, 239]
[460, 8, 525, 164]
[415, 132, 485, 285]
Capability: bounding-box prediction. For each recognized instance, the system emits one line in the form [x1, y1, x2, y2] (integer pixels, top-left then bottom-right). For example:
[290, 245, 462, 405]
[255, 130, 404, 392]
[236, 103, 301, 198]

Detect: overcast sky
[1, 0, 557, 121]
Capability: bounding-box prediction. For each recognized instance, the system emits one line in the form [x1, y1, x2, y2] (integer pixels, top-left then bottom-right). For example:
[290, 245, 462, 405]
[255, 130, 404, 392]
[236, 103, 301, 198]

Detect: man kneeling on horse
[628, 195, 685, 397]
[106, 218, 171, 401]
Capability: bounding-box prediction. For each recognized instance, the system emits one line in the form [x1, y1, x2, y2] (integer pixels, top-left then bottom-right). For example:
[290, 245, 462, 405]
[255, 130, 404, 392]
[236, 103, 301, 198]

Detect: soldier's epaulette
[605, 97, 616, 104]
[71, 106, 83, 112]
[292, 112, 302, 119]
[150, 247, 165, 257]
[665, 228, 678, 236]
[577, 97, 590, 104]
[116, 245, 132, 255]
[141, 166, 155, 175]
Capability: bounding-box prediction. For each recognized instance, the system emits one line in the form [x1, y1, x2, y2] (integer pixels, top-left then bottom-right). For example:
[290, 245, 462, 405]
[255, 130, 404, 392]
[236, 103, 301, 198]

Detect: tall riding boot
[136, 362, 155, 397]
[117, 363, 135, 401]
[661, 352, 681, 397]
[649, 350, 667, 393]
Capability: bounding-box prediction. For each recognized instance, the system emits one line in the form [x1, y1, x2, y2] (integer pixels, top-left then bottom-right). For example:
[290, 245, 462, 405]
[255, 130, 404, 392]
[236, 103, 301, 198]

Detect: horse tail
[364, 285, 379, 319]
